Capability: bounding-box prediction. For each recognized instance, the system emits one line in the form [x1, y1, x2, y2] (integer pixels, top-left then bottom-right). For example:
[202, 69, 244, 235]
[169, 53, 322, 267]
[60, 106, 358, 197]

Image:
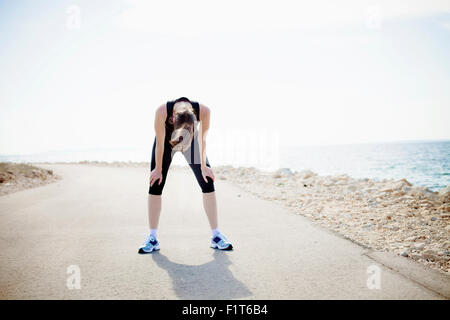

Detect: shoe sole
[138, 244, 160, 254]
[210, 243, 233, 251]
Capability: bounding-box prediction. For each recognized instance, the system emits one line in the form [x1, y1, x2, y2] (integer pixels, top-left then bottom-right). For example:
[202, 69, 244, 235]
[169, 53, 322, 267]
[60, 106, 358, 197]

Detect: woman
[138, 97, 233, 253]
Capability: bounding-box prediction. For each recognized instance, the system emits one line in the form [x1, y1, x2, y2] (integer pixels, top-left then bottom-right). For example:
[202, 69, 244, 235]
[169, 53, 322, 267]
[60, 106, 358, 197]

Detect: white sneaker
[138, 234, 160, 254]
[210, 233, 233, 250]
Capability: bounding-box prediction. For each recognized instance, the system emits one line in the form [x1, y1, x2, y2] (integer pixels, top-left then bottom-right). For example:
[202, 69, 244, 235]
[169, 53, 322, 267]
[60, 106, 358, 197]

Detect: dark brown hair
[169, 98, 196, 149]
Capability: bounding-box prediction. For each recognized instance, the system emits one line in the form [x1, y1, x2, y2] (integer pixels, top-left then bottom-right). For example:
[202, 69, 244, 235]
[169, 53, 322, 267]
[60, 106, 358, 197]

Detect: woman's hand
[201, 166, 215, 183]
[150, 168, 163, 187]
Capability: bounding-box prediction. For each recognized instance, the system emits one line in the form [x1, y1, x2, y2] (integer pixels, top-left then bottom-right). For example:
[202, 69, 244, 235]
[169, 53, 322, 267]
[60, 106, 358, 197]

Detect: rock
[439, 212, 450, 218]
[380, 179, 412, 193]
[0, 172, 13, 184]
[273, 168, 293, 178]
[398, 178, 412, 187]
[409, 187, 437, 199]
[364, 188, 378, 194]
[296, 170, 316, 180]
[430, 217, 438, 221]
[422, 249, 437, 260]
[362, 224, 375, 231]
[438, 185, 450, 202]
[411, 254, 422, 260]
[385, 224, 399, 231]
[413, 242, 426, 250]
[404, 236, 416, 242]
[368, 199, 378, 208]
[400, 251, 409, 257]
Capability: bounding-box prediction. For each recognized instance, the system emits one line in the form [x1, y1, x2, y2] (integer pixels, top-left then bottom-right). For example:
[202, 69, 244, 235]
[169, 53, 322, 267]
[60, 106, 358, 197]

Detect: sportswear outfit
[139, 97, 232, 253]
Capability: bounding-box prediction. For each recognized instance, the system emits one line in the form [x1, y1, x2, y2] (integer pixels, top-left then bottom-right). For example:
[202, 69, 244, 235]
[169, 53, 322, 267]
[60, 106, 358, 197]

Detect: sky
[1, 0, 450, 156]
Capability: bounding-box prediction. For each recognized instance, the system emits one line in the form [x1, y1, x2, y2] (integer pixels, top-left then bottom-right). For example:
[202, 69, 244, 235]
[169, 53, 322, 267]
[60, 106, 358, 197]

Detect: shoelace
[144, 235, 156, 245]
[215, 234, 228, 243]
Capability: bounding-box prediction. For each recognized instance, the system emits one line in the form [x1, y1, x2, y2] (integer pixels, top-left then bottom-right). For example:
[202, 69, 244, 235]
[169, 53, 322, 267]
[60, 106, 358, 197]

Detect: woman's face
[170, 103, 196, 152]
[170, 124, 194, 152]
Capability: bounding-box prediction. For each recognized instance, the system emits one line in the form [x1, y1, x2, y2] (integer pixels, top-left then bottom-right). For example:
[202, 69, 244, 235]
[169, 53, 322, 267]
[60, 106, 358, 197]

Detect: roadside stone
[296, 170, 316, 180]
[422, 249, 437, 260]
[411, 254, 422, 261]
[438, 185, 450, 202]
[413, 243, 426, 250]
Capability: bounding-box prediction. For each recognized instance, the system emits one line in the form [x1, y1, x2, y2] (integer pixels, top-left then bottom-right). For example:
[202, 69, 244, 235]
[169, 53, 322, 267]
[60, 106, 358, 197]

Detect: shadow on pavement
[151, 250, 252, 299]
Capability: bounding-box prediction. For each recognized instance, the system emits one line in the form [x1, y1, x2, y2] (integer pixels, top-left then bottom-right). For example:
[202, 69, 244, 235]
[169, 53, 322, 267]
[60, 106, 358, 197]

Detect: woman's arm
[199, 104, 214, 182]
[154, 105, 166, 171]
[150, 104, 166, 187]
[199, 104, 210, 168]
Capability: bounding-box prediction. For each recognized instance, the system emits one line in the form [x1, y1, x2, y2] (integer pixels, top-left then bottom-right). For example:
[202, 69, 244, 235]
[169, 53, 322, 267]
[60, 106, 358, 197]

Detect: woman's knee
[149, 186, 164, 195]
[201, 176, 215, 193]
[148, 175, 167, 195]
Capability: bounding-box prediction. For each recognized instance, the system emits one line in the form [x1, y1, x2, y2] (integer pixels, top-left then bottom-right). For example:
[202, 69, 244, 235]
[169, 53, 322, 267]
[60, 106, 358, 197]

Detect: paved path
[0, 164, 447, 299]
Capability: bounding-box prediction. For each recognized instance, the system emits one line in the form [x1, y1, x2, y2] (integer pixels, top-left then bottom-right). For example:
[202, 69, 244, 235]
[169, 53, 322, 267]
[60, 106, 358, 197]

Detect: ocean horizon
[1, 140, 449, 192]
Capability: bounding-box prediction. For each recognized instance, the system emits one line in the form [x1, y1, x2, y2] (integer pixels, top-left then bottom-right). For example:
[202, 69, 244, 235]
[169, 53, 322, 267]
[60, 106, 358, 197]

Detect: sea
[1, 140, 448, 192]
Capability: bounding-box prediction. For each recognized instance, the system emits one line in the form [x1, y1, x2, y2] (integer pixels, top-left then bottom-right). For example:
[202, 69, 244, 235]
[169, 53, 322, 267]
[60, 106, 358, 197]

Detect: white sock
[212, 228, 220, 237]
[150, 229, 157, 238]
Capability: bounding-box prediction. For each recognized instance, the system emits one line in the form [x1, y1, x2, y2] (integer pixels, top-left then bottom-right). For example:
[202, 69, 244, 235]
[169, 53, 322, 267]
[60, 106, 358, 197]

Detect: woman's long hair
[169, 97, 197, 150]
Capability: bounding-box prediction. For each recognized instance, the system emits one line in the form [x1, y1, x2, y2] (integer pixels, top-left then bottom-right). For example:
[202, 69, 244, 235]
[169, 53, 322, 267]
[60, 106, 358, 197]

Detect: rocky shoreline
[212, 166, 450, 274]
[0, 163, 61, 196]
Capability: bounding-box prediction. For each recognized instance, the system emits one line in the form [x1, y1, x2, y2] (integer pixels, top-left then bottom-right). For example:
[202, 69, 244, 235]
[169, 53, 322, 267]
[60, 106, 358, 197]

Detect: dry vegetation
[0, 163, 60, 196]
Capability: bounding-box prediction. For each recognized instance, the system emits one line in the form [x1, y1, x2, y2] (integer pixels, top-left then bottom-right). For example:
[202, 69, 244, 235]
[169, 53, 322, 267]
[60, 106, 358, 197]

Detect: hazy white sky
[1, 0, 450, 155]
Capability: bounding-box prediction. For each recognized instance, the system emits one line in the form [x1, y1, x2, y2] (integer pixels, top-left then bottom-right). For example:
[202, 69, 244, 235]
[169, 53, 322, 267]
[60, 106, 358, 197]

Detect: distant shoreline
[2, 159, 449, 192]
[1, 140, 448, 191]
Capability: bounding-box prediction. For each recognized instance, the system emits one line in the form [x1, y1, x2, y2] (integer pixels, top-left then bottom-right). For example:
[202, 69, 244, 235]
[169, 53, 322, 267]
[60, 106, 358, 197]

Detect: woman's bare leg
[148, 194, 162, 229]
[202, 191, 218, 230]
[203, 191, 232, 249]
